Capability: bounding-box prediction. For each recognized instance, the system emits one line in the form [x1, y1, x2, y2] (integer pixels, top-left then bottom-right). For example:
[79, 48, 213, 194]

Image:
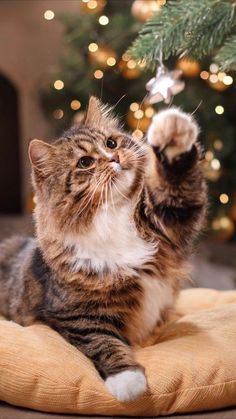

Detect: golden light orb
[215, 105, 224, 115]
[70, 100, 81, 110]
[223, 75, 233, 85]
[54, 80, 64, 90]
[87, 0, 98, 9]
[219, 193, 229, 204]
[130, 102, 139, 112]
[94, 69, 104, 79]
[53, 109, 64, 119]
[107, 57, 116, 66]
[200, 70, 209, 80]
[211, 158, 221, 170]
[88, 42, 98, 52]
[132, 129, 144, 140]
[134, 109, 144, 120]
[99, 15, 109, 25]
[44, 10, 55, 20]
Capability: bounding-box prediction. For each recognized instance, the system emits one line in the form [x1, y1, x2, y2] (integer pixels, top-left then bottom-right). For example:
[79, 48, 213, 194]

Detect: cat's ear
[84, 96, 118, 128]
[28, 139, 55, 169]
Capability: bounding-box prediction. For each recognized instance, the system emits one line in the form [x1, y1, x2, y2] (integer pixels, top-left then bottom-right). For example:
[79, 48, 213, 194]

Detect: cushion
[0, 288, 236, 416]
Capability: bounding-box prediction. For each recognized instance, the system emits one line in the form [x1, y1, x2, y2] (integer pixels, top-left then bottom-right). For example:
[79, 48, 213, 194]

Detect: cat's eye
[106, 138, 117, 149]
[77, 156, 94, 169]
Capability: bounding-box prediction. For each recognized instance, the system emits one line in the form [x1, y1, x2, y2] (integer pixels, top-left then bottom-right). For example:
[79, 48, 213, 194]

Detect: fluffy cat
[0, 97, 206, 402]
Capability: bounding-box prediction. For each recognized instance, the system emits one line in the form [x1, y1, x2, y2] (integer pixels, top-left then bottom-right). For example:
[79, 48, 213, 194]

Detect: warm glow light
[215, 105, 224, 115]
[211, 158, 221, 170]
[99, 15, 109, 25]
[209, 74, 218, 83]
[200, 70, 209, 80]
[130, 102, 139, 112]
[70, 100, 81, 110]
[53, 109, 64, 119]
[94, 69, 104, 79]
[145, 107, 154, 118]
[132, 129, 144, 140]
[209, 63, 219, 73]
[218, 72, 226, 81]
[205, 150, 214, 161]
[213, 139, 223, 150]
[54, 80, 64, 90]
[223, 75, 233, 85]
[87, 0, 98, 9]
[134, 109, 144, 119]
[44, 10, 55, 20]
[157, 0, 166, 4]
[219, 193, 229, 204]
[122, 53, 130, 62]
[127, 59, 137, 69]
[107, 57, 116, 66]
[88, 42, 98, 52]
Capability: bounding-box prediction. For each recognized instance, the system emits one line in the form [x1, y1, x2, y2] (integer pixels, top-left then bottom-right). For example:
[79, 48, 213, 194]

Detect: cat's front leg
[147, 108, 199, 163]
[55, 324, 147, 402]
[144, 108, 206, 244]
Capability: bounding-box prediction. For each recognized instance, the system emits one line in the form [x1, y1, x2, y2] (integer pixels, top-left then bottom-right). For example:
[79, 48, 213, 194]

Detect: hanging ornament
[146, 64, 185, 104]
[89, 45, 117, 68]
[131, 0, 162, 22]
[80, 0, 106, 14]
[176, 58, 200, 78]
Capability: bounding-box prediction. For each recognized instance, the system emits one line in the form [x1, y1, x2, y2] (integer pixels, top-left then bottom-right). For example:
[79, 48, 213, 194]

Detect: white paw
[105, 368, 147, 402]
[147, 108, 199, 162]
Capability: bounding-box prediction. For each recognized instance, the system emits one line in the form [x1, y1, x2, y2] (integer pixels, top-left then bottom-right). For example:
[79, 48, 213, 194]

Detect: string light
[200, 71, 209, 80]
[99, 15, 109, 25]
[223, 75, 233, 85]
[54, 80, 64, 90]
[134, 109, 144, 119]
[215, 105, 224, 115]
[219, 193, 229, 204]
[127, 60, 137, 69]
[88, 42, 98, 52]
[87, 0, 98, 9]
[107, 57, 116, 66]
[211, 158, 221, 170]
[130, 102, 139, 112]
[94, 70, 103, 79]
[145, 107, 154, 118]
[213, 139, 223, 150]
[70, 100, 81, 110]
[209, 74, 218, 83]
[53, 109, 64, 119]
[205, 150, 214, 161]
[218, 72, 226, 81]
[132, 129, 144, 140]
[44, 10, 55, 20]
[209, 63, 219, 73]
[122, 53, 130, 62]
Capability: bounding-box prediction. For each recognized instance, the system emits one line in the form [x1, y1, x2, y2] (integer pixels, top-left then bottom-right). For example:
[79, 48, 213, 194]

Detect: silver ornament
[146, 65, 185, 104]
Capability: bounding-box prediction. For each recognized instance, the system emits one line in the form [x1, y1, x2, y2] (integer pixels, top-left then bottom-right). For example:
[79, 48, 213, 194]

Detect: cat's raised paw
[147, 108, 199, 162]
[105, 368, 147, 402]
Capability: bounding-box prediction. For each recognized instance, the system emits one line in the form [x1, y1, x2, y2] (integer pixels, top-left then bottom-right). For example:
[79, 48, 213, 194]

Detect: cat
[0, 97, 206, 402]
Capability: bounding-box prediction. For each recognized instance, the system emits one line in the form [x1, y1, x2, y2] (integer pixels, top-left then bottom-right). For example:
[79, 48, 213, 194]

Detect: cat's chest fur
[66, 205, 156, 273]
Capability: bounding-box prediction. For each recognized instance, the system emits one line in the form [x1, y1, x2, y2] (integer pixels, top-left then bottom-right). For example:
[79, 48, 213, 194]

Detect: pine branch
[128, 0, 236, 70]
[215, 34, 236, 70]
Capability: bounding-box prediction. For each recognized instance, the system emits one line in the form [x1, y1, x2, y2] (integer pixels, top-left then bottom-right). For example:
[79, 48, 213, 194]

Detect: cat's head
[29, 97, 146, 232]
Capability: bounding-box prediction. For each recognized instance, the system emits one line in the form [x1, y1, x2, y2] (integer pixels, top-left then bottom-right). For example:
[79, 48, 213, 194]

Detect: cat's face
[29, 97, 146, 231]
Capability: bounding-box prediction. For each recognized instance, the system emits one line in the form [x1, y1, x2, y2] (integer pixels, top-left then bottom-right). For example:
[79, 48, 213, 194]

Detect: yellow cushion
[0, 288, 236, 416]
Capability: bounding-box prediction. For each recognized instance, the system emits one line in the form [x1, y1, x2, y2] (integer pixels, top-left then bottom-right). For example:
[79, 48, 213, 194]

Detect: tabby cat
[0, 97, 206, 402]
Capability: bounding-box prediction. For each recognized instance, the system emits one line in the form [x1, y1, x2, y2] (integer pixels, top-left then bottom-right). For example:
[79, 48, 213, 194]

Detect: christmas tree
[42, 0, 236, 241]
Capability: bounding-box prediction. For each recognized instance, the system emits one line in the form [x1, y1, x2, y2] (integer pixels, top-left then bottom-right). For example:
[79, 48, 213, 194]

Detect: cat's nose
[109, 153, 120, 163]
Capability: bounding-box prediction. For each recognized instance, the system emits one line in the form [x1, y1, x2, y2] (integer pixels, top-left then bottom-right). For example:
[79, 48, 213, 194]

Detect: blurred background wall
[0, 1, 80, 213]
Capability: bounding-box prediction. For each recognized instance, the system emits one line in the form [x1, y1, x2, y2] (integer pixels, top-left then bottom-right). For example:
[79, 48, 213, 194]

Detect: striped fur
[0, 97, 207, 402]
